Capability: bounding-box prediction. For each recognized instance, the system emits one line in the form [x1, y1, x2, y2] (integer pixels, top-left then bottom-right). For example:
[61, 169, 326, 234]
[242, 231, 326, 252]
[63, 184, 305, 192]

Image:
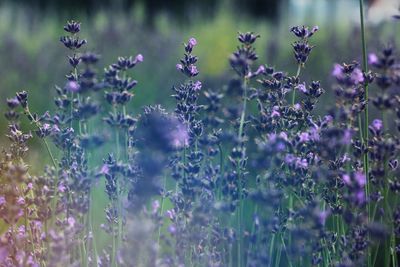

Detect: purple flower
[295, 158, 308, 169]
[168, 224, 177, 234]
[58, 184, 66, 193]
[17, 197, 25, 205]
[372, 119, 383, 131]
[176, 64, 183, 70]
[135, 54, 144, 63]
[17, 225, 26, 239]
[169, 124, 189, 148]
[285, 154, 296, 164]
[279, 132, 288, 141]
[342, 129, 353, 145]
[248, 65, 266, 78]
[297, 83, 307, 93]
[299, 132, 310, 143]
[0, 196, 5, 205]
[193, 81, 202, 91]
[166, 209, 176, 220]
[369, 119, 383, 136]
[355, 171, 366, 187]
[351, 68, 364, 84]
[271, 106, 280, 117]
[188, 37, 197, 48]
[317, 210, 330, 226]
[65, 81, 80, 92]
[255, 65, 266, 75]
[309, 127, 320, 141]
[332, 63, 343, 79]
[368, 53, 378, 65]
[356, 191, 366, 204]
[67, 217, 76, 228]
[0, 247, 8, 263]
[189, 65, 199, 76]
[100, 164, 110, 175]
[342, 174, 351, 185]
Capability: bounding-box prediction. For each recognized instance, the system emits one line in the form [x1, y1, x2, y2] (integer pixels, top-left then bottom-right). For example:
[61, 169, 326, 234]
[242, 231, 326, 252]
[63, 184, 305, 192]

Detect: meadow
[0, 1, 400, 266]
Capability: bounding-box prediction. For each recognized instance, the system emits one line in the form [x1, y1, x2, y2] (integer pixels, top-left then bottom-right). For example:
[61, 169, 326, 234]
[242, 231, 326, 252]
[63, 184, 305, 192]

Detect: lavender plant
[1, 4, 400, 267]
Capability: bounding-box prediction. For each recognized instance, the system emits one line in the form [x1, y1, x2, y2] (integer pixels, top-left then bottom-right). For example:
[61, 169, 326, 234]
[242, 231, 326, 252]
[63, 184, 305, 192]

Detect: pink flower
[0, 247, 8, 263]
[271, 106, 280, 117]
[371, 119, 383, 132]
[317, 210, 330, 225]
[58, 184, 66, 193]
[299, 132, 310, 143]
[135, 54, 144, 63]
[17, 197, 25, 205]
[193, 81, 202, 91]
[166, 209, 176, 220]
[297, 83, 307, 93]
[188, 37, 197, 48]
[332, 63, 343, 79]
[355, 171, 366, 187]
[176, 64, 183, 70]
[67, 217, 76, 228]
[351, 68, 364, 84]
[100, 164, 110, 175]
[65, 81, 80, 92]
[342, 174, 351, 185]
[368, 53, 378, 65]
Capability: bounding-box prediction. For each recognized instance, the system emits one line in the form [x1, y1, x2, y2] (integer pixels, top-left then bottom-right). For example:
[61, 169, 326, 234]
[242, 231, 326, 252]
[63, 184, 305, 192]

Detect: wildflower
[354, 172, 366, 187]
[343, 174, 351, 185]
[369, 119, 383, 136]
[65, 80, 80, 92]
[317, 210, 330, 226]
[16, 197, 25, 205]
[297, 83, 307, 93]
[291, 25, 318, 64]
[188, 37, 197, 48]
[135, 54, 144, 62]
[67, 217, 76, 228]
[193, 80, 202, 91]
[368, 53, 379, 65]
[298, 132, 310, 143]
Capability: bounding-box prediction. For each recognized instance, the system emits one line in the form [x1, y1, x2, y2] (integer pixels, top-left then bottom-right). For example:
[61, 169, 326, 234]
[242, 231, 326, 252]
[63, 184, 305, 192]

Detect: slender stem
[157, 176, 167, 247]
[268, 233, 276, 267]
[291, 64, 302, 105]
[280, 235, 293, 267]
[237, 77, 248, 267]
[358, 2, 372, 266]
[43, 138, 57, 169]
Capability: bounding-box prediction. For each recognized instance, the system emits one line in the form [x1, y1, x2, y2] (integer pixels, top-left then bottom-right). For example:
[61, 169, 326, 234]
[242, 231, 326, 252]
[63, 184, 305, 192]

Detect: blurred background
[0, 0, 399, 167]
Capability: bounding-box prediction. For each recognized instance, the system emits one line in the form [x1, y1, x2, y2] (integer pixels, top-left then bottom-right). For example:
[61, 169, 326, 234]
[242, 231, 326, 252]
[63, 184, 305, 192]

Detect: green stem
[280, 235, 293, 267]
[237, 77, 248, 267]
[291, 64, 302, 105]
[359, 1, 371, 266]
[268, 233, 276, 267]
[157, 176, 167, 247]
